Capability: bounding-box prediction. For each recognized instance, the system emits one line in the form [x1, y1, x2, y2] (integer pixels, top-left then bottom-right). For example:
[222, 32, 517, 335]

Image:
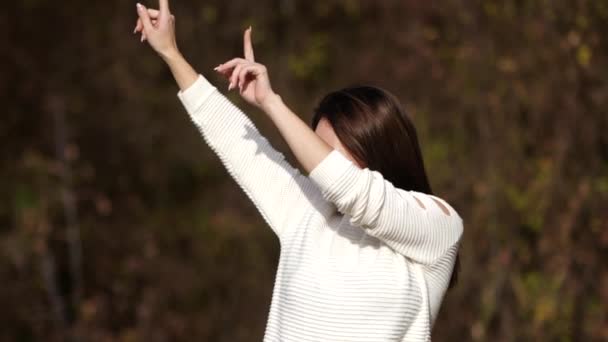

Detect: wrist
[261, 92, 284, 116]
[160, 49, 183, 64]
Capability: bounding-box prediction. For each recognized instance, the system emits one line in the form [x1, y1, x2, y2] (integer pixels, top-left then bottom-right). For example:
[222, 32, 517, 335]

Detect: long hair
[310, 84, 460, 290]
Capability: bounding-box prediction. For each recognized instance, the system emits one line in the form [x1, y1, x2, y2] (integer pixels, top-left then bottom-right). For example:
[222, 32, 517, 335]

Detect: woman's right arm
[174, 70, 322, 240]
[134, 1, 323, 240]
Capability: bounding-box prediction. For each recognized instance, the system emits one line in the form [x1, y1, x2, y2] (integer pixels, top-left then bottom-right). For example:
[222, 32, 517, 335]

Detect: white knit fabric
[177, 74, 464, 341]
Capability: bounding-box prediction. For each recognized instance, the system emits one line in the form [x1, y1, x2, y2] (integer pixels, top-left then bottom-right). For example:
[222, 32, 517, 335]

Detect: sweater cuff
[176, 74, 217, 114]
[308, 149, 360, 196]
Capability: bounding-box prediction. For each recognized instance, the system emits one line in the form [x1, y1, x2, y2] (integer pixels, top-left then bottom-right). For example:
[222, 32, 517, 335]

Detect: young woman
[134, 1, 463, 340]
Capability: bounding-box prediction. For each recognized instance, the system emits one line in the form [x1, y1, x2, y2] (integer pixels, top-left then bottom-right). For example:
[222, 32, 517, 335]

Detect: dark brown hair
[311, 84, 460, 290]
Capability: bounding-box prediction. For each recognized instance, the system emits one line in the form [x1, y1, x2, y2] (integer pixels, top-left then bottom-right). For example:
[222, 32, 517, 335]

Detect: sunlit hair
[311, 85, 460, 290]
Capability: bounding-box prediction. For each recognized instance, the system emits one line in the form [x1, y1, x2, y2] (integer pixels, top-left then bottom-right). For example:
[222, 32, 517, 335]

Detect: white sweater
[177, 74, 464, 341]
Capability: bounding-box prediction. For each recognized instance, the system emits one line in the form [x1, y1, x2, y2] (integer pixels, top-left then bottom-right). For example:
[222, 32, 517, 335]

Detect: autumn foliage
[2, 0, 607, 341]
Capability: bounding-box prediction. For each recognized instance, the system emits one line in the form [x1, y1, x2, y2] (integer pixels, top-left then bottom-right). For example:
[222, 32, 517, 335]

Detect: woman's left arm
[306, 149, 464, 265]
[264, 97, 464, 264]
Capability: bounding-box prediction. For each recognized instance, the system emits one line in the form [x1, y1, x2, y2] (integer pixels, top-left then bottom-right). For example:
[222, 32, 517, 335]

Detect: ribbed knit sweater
[177, 74, 464, 341]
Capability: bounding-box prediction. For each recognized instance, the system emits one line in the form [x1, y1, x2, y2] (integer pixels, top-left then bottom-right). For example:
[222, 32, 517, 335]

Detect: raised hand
[214, 27, 278, 111]
[134, 1, 179, 59]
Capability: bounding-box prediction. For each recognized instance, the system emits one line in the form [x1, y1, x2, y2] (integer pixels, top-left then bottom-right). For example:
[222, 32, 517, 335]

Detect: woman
[134, 1, 463, 341]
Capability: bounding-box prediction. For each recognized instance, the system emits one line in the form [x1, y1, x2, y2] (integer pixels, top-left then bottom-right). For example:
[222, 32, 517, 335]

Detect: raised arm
[134, 1, 321, 240]
[176, 74, 320, 240]
[308, 149, 464, 264]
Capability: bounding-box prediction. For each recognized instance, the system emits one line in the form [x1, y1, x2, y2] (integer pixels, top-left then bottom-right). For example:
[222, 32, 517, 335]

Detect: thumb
[136, 3, 153, 31]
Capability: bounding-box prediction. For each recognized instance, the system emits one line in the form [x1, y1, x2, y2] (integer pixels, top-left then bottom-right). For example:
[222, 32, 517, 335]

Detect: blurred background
[3, 0, 607, 341]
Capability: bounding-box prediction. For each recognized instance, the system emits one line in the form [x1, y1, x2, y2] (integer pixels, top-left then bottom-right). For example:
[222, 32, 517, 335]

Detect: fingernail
[136, 2, 141, 9]
[141, 35, 144, 42]
[228, 82, 232, 90]
[133, 27, 137, 34]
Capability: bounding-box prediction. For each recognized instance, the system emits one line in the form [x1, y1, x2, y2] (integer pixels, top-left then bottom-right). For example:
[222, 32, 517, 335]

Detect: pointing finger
[159, 0, 170, 20]
[244, 26, 255, 62]
[159, 0, 170, 13]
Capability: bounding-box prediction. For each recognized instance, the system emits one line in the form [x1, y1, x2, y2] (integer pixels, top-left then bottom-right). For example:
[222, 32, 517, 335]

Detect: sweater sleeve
[308, 149, 464, 264]
[177, 74, 319, 241]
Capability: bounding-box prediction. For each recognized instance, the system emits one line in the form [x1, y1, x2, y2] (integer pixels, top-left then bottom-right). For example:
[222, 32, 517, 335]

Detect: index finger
[159, 0, 170, 18]
[244, 26, 255, 62]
